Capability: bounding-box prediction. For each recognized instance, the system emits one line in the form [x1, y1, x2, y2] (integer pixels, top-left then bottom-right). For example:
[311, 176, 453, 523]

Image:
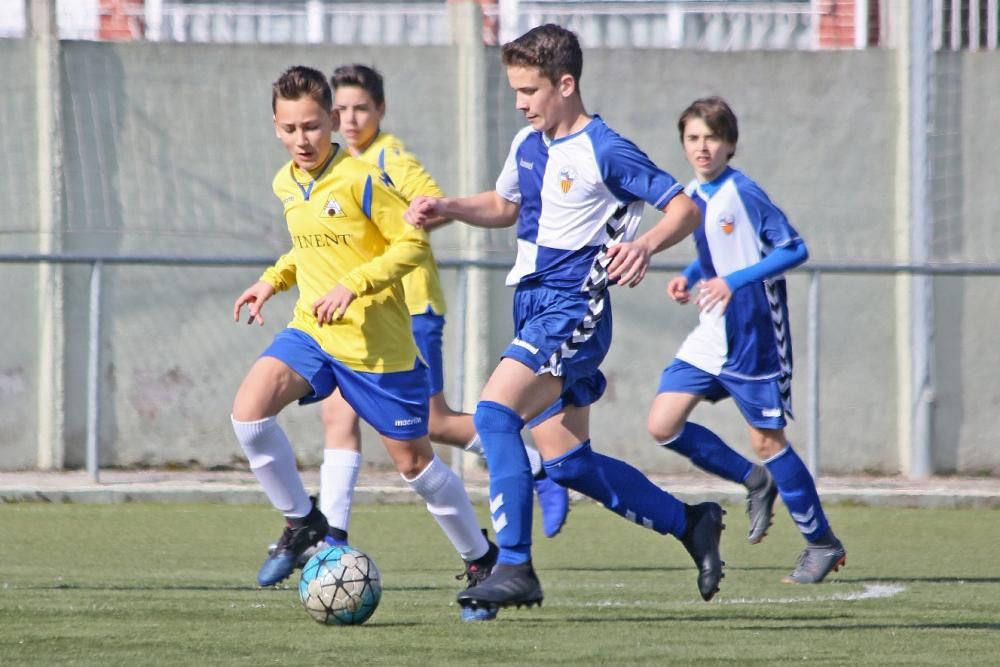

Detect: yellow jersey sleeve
[260, 249, 297, 292]
[363, 133, 448, 316]
[338, 174, 430, 297]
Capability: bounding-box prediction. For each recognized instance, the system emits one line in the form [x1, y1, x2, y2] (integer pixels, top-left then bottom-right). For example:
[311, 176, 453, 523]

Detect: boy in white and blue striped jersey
[650, 96, 846, 585]
[406, 24, 725, 618]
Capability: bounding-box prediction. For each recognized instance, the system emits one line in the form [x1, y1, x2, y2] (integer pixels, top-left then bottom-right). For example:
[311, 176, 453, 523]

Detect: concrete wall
[0, 40, 41, 468]
[1, 40, 997, 474]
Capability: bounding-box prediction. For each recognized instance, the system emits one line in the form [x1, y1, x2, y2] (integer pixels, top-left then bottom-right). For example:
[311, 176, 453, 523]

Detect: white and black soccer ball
[298, 545, 382, 625]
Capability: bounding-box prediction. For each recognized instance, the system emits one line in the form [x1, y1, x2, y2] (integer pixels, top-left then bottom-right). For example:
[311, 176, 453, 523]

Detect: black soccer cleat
[746, 472, 778, 544]
[456, 530, 500, 621]
[680, 502, 726, 601]
[256, 498, 330, 587]
[456, 561, 544, 612]
[457, 530, 499, 590]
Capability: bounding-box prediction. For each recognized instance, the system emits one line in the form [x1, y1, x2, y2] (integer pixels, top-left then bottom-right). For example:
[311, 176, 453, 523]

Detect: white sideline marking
[582, 583, 906, 608]
[717, 583, 907, 605]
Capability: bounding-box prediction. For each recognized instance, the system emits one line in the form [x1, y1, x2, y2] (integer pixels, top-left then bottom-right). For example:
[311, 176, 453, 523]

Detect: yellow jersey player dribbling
[230, 65, 496, 591]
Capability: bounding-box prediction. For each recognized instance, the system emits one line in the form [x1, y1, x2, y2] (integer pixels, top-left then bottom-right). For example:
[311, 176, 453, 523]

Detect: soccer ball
[298, 545, 382, 625]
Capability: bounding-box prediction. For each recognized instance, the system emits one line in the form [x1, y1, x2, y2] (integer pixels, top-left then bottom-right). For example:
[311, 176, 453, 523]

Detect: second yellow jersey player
[354, 130, 448, 319]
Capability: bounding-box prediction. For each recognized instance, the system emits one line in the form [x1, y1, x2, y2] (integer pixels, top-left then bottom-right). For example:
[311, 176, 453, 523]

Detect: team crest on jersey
[321, 194, 345, 218]
[559, 167, 577, 194]
[718, 213, 735, 234]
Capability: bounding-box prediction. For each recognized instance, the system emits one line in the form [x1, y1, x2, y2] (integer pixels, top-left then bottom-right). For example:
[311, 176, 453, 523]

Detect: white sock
[320, 448, 361, 533]
[465, 433, 543, 478]
[232, 416, 312, 517]
[524, 445, 543, 478]
[404, 455, 488, 561]
[464, 434, 483, 456]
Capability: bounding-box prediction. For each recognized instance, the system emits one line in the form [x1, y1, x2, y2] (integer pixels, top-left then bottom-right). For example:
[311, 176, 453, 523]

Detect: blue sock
[661, 422, 753, 484]
[473, 400, 532, 565]
[765, 445, 830, 543]
[545, 440, 687, 538]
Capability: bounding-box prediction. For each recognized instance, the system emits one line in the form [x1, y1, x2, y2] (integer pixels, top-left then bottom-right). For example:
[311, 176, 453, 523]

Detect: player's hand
[312, 284, 356, 326]
[405, 196, 442, 229]
[234, 281, 275, 326]
[605, 241, 651, 287]
[695, 277, 732, 314]
[667, 276, 692, 304]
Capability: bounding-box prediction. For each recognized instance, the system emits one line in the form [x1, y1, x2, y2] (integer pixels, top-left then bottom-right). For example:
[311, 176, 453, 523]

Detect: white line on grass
[580, 583, 906, 608]
[716, 583, 907, 605]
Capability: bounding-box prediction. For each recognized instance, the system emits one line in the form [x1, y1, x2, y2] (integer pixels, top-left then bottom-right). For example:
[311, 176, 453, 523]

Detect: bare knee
[749, 428, 786, 459]
[648, 416, 685, 444]
[384, 436, 435, 479]
[647, 392, 699, 443]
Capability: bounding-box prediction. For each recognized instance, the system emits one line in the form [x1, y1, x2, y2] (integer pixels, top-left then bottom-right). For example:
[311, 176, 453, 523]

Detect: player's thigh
[320, 389, 362, 451]
[529, 403, 590, 460]
[647, 392, 702, 442]
[480, 357, 564, 421]
[380, 434, 435, 478]
[232, 356, 311, 420]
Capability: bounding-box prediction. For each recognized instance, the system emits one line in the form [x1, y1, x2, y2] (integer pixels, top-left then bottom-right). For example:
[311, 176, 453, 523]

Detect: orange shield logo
[559, 167, 576, 194]
[719, 214, 735, 234]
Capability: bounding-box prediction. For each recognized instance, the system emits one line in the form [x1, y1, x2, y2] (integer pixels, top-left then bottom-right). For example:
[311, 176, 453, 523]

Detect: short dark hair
[677, 96, 739, 159]
[271, 65, 332, 113]
[331, 63, 385, 106]
[501, 24, 583, 88]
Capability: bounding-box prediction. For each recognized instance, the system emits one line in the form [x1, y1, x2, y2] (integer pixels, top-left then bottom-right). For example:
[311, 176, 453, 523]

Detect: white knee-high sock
[320, 448, 361, 533]
[404, 455, 488, 561]
[232, 416, 311, 518]
[466, 434, 543, 478]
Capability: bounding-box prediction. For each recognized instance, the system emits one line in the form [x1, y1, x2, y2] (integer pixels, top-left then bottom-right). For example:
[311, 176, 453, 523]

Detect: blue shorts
[261, 328, 430, 440]
[411, 309, 445, 396]
[658, 359, 787, 430]
[503, 283, 610, 425]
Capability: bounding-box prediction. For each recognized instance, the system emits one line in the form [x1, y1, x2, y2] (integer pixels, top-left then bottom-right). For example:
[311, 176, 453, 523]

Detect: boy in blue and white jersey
[407, 25, 725, 617]
[648, 96, 846, 584]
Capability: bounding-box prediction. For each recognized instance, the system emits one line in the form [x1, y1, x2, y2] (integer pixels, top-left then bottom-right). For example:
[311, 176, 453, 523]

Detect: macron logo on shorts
[394, 416, 423, 427]
[512, 338, 540, 355]
[761, 408, 783, 418]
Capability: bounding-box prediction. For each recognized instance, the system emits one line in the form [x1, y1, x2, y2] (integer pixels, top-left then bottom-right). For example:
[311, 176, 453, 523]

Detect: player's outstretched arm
[607, 193, 701, 287]
[233, 280, 276, 326]
[406, 191, 518, 230]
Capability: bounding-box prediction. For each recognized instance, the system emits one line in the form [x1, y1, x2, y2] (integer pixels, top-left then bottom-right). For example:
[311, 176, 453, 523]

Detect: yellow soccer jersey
[260, 145, 429, 372]
[356, 132, 447, 316]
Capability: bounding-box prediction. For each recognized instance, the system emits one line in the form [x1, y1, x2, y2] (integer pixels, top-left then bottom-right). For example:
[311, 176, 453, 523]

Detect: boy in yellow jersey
[314, 64, 568, 558]
[231, 66, 496, 590]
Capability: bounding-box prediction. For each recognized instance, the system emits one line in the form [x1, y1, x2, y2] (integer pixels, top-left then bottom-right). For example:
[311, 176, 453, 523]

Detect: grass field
[1, 500, 998, 666]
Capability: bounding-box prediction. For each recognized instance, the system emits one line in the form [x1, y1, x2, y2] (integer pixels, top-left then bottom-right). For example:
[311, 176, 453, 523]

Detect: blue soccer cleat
[257, 499, 330, 587]
[534, 473, 570, 538]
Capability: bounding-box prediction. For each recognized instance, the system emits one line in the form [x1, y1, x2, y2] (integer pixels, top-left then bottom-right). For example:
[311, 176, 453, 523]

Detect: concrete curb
[2, 475, 999, 509]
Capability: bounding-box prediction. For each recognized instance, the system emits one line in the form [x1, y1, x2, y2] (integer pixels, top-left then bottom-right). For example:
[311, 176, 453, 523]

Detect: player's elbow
[791, 240, 809, 266]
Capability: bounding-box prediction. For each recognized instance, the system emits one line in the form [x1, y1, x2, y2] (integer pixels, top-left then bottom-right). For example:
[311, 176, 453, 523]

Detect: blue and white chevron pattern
[538, 206, 628, 377]
[765, 278, 794, 418]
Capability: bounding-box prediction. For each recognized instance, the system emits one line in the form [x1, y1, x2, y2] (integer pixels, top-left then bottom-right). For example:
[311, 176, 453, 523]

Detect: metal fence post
[806, 270, 821, 477]
[86, 260, 103, 483]
[450, 266, 469, 479]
